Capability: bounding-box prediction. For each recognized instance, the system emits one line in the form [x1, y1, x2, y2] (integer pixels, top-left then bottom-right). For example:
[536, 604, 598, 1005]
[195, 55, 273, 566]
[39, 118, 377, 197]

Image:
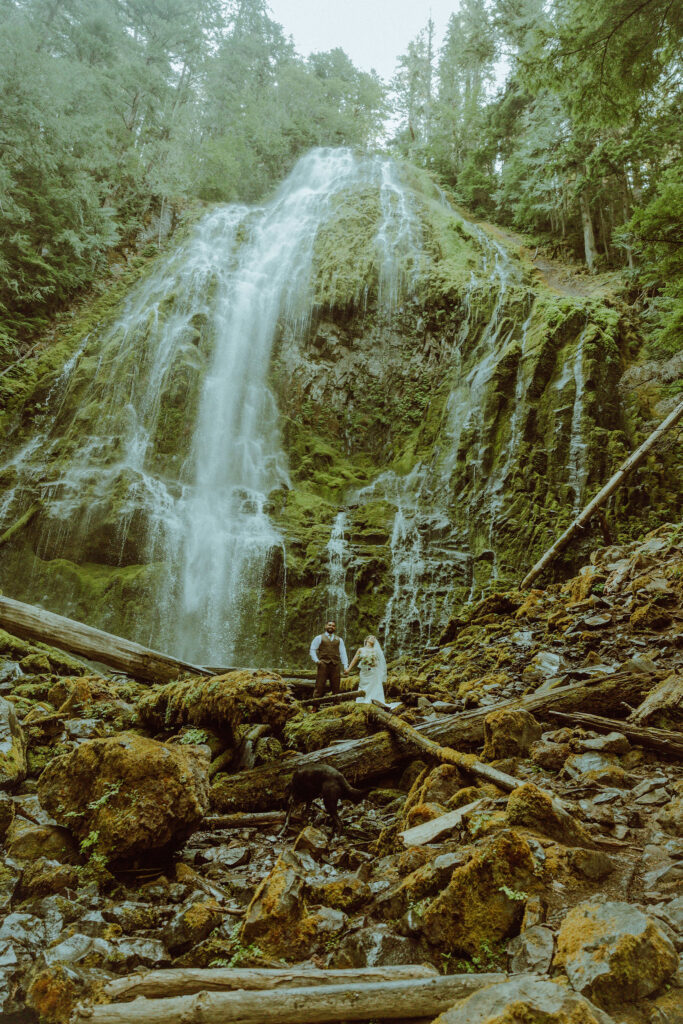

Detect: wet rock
[417, 764, 469, 805]
[138, 670, 297, 743]
[530, 739, 571, 772]
[506, 783, 594, 847]
[567, 848, 615, 881]
[432, 976, 615, 1024]
[293, 825, 328, 858]
[375, 852, 465, 921]
[0, 792, 15, 840]
[163, 898, 224, 955]
[202, 844, 250, 868]
[0, 696, 27, 789]
[38, 732, 209, 861]
[562, 752, 623, 783]
[103, 900, 167, 933]
[577, 732, 630, 755]
[554, 899, 678, 1007]
[5, 817, 80, 864]
[329, 924, 426, 968]
[507, 924, 555, 973]
[18, 858, 79, 898]
[311, 875, 371, 913]
[26, 964, 79, 1024]
[43, 933, 169, 970]
[240, 849, 307, 958]
[421, 831, 535, 956]
[655, 797, 683, 836]
[483, 709, 541, 760]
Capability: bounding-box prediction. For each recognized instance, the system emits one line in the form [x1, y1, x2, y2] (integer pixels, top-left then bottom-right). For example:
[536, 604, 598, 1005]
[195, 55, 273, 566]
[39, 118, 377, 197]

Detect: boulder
[655, 796, 683, 837]
[530, 739, 571, 772]
[38, 732, 209, 861]
[0, 696, 27, 788]
[5, 818, 80, 864]
[417, 764, 469, 806]
[421, 831, 535, 956]
[18, 859, 79, 898]
[138, 671, 297, 743]
[432, 976, 616, 1024]
[507, 924, 555, 973]
[163, 898, 224, 955]
[329, 924, 426, 968]
[553, 900, 678, 1007]
[0, 793, 14, 841]
[506, 783, 594, 848]
[483, 709, 541, 760]
[240, 849, 314, 959]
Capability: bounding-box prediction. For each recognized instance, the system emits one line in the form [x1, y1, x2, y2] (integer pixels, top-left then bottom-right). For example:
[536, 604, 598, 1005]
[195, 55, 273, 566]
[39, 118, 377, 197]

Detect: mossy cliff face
[0, 151, 679, 666]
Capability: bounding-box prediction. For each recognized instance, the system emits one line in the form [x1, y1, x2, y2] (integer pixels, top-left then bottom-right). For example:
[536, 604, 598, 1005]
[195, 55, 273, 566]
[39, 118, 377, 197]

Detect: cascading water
[567, 326, 589, 509]
[325, 512, 350, 632]
[0, 148, 429, 663]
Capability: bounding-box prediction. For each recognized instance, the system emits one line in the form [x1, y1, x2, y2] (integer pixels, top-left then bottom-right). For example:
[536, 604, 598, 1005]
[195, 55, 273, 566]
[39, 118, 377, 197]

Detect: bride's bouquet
[358, 647, 378, 669]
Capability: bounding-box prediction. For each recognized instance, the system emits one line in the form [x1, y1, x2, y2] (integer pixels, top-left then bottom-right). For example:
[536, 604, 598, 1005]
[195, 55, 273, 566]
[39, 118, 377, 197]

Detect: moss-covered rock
[37, 732, 210, 861]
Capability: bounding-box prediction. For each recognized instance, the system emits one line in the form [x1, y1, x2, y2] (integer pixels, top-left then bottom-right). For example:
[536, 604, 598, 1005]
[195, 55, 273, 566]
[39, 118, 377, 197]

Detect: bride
[345, 635, 387, 705]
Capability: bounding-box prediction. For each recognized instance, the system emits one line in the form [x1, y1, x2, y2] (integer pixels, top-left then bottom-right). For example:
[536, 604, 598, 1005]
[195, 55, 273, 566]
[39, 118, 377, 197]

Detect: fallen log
[520, 397, 683, 588]
[102, 964, 439, 1002]
[365, 701, 522, 793]
[0, 594, 206, 684]
[72, 973, 507, 1024]
[210, 670, 660, 812]
[300, 689, 365, 707]
[547, 710, 683, 758]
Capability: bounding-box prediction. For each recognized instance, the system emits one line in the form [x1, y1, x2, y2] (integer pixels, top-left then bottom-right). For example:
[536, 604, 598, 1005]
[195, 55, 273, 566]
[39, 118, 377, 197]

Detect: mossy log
[73, 973, 506, 1023]
[0, 594, 205, 683]
[211, 670, 659, 812]
[102, 964, 440, 1001]
[548, 709, 683, 758]
[366, 701, 522, 792]
[300, 689, 364, 706]
[0, 503, 41, 547]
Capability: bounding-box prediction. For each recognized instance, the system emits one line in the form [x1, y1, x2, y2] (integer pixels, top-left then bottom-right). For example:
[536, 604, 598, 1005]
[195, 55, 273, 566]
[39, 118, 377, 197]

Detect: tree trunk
[73, 974, 506, 1024]
[579, 188, 599, 272]
[366, 702, 522, 792]
[102, 964, 440, 1002]
[519, 398, 683, 589]
[0, 594, 205, 684]
[210, 670, 661, 812]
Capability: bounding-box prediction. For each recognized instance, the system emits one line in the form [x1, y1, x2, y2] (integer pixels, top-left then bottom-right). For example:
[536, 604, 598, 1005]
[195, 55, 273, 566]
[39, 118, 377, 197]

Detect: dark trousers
[314, 660, 341, 698]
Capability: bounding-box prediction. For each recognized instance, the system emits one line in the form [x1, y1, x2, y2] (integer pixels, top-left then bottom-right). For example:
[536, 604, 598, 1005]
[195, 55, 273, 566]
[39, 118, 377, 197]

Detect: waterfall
[1, 148, 425, 664]
[567, 327, 589, 509]
[325, 512, 350, 632]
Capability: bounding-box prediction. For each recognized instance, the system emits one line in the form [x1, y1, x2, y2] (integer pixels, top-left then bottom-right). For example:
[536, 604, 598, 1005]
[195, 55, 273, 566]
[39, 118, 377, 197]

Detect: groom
[309, 620, 349, 700]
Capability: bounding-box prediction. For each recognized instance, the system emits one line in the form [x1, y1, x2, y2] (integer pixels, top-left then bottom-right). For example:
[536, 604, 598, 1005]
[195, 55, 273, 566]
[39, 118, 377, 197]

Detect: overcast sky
[268, 0, 459, 83]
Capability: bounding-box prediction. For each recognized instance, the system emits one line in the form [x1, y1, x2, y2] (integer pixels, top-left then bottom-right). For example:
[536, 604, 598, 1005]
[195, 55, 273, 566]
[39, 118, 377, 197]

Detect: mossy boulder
[5, 818, 80, 864]
[553, 901, 678, 1008]
[137, 670, 297, 743]
[433, 976, 616, 1024]
[506, 782, 595, 848]
[420, 830, 535, 956]
[483, 709, 542, 760]
[37, 732, 210, 861]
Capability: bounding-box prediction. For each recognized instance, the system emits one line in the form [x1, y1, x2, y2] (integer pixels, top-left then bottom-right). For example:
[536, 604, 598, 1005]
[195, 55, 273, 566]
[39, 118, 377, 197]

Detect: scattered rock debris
[0, 524, 681, 1022]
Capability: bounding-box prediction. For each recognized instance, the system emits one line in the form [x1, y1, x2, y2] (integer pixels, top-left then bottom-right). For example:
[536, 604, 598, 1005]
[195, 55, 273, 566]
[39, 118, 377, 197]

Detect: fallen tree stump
[547, 710, 683, 758]
[102, 964, 440, 1002]
[72, 973, 507, 1023]
[210, 671, 660, 812]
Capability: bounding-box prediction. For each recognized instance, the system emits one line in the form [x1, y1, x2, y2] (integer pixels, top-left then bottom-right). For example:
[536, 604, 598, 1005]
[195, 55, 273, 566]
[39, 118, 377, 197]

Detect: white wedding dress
[355, 640, 387, 704]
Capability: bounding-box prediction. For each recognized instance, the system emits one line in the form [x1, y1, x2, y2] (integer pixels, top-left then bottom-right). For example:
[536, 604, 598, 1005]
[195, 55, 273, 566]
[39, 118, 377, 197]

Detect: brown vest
[318, 634, 341, 664]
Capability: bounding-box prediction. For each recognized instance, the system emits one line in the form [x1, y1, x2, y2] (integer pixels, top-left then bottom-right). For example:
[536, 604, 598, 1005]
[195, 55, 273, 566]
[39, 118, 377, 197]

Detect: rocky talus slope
[0, 524, 681, 1023]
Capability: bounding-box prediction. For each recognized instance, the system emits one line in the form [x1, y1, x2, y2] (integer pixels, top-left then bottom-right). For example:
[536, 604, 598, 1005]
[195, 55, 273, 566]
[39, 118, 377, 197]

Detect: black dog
[280, 764, 364, 835]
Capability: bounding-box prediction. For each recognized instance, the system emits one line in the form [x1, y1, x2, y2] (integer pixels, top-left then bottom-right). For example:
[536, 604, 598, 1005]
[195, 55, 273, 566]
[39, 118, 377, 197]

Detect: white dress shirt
[310, 633, 349, 670]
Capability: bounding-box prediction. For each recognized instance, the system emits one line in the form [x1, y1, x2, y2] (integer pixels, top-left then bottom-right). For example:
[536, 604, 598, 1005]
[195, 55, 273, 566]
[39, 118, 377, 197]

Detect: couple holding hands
[309, 620, 387, 704]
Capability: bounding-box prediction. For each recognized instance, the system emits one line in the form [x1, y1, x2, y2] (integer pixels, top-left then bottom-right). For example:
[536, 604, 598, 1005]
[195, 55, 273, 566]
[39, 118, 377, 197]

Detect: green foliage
[179, 728, 210, 744]
[498, 883, 528, 901]
[0, 0, 385, 349]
